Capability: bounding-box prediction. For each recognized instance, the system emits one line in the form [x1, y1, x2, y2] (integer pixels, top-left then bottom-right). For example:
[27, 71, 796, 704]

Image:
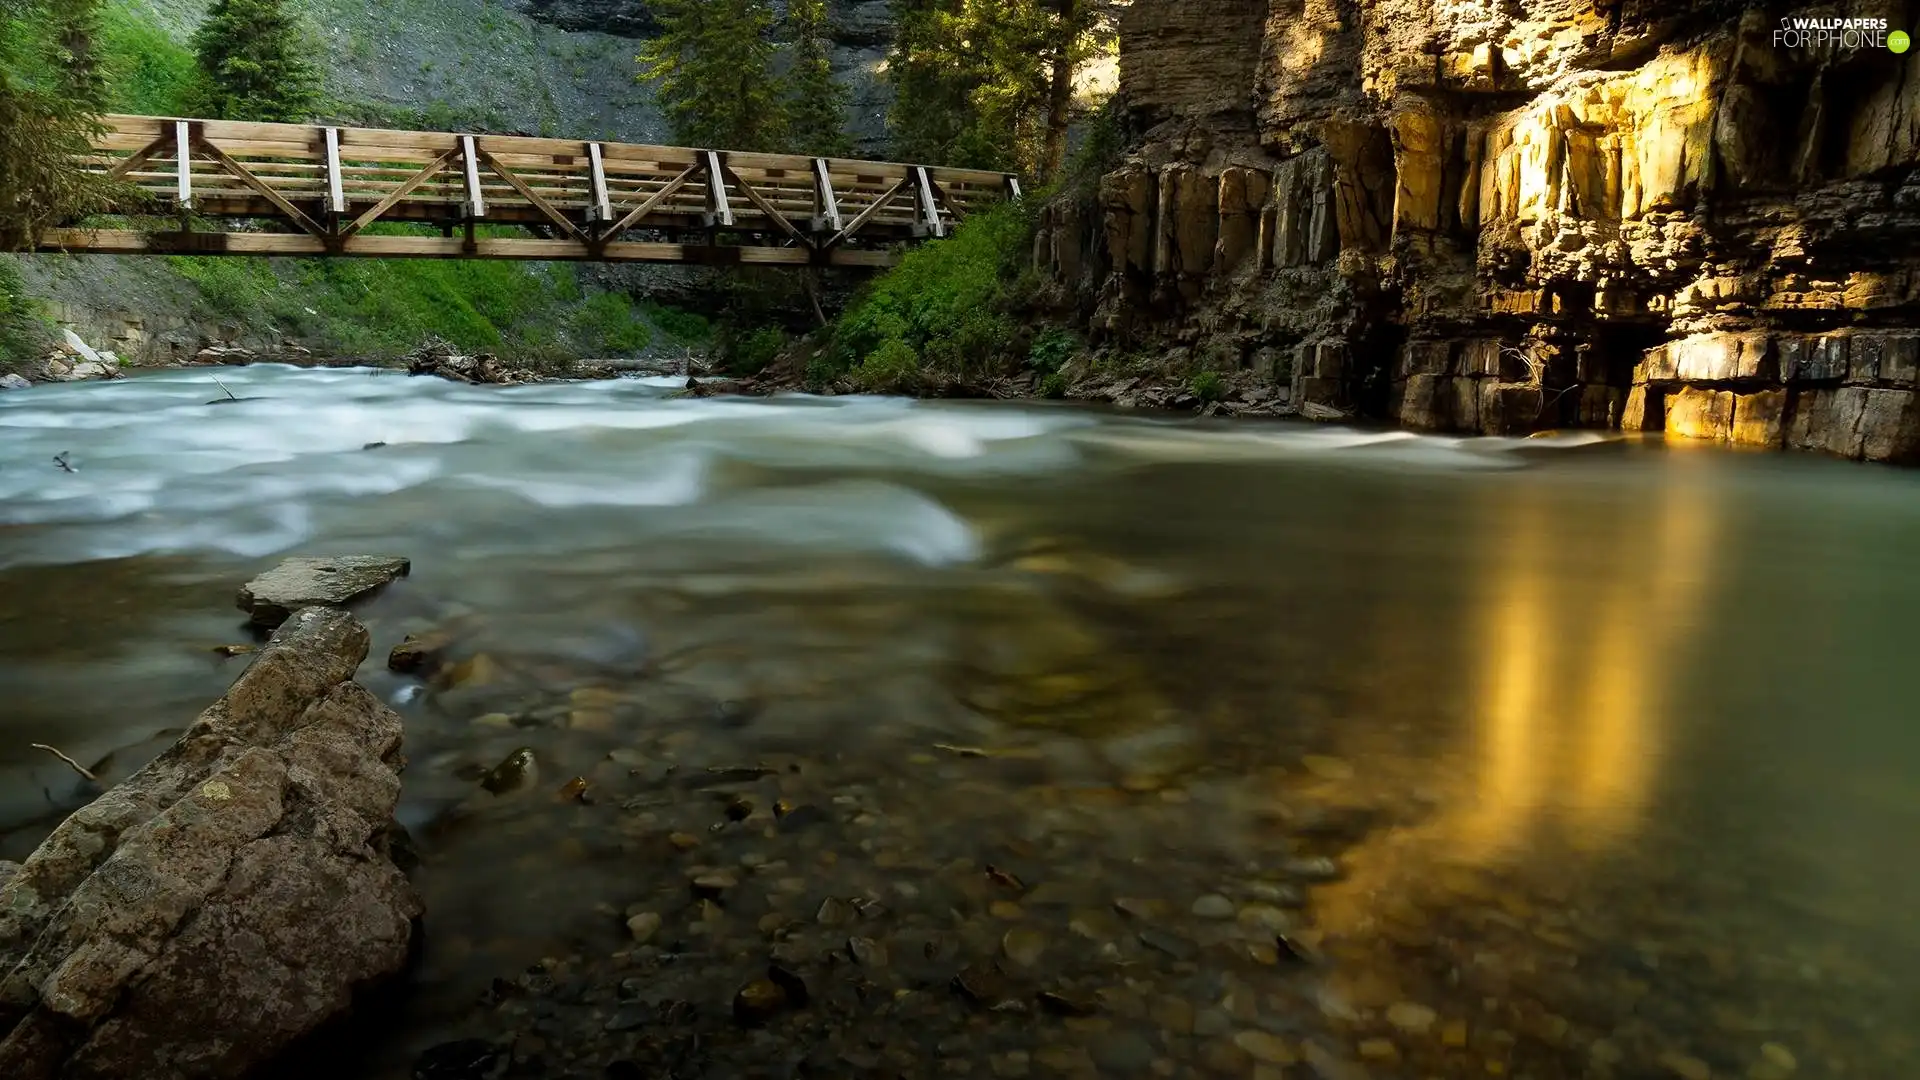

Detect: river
[2, 365, 1917, 1078]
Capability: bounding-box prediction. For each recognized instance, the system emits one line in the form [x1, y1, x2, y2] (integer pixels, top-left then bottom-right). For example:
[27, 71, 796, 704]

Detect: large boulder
[0, 374, 30, 391]
[0, 607, 420, 1080]
[236, 555, 411, 628]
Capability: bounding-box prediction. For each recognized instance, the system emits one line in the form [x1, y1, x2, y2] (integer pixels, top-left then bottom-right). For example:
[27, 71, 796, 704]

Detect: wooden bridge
[36, 115, 1022, 267]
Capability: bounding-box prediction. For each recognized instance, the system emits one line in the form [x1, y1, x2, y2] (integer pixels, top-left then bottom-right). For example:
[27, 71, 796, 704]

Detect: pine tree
[191, 0, 320, 124]
[0, 0, 114, 250]
[782, 0, 849, 157]
[884, 0, 1099, 179]
[639, 0, 787, 152]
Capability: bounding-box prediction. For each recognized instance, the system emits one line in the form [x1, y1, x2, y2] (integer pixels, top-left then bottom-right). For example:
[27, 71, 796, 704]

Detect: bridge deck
[37, 116, 1021, 267]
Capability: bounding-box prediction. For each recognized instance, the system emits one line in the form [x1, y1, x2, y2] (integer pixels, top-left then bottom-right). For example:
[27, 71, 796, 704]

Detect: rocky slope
[1036, 0, 1920, 463]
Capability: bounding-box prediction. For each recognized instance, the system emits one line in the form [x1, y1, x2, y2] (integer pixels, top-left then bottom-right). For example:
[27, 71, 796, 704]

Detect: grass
[164, 238, 676, 361]
[97, 1, 200, 115]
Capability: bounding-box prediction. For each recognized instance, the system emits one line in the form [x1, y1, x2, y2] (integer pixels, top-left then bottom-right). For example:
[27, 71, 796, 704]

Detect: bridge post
[586, 143, 613, 232]
[323, 127, 346, 218]
[459, 135, 487, 221]
[912, 166, 946, 239]
[701, 151, 734, 229]
[811, 158, 842, 236]
[173, 120, 193, 211]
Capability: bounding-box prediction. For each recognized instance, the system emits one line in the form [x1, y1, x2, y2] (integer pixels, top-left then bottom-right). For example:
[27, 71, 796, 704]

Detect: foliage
[644, 301, 711, 344]
[638, 0, 786, 151]
[0, 256, 41, 360]
[191, 0, 320, 123]
[96, 1, 197, 114]
[1188, 370, 1224, 403]
[1028, 326, 1079, 374]
[1062, 91, 1128, 197]
[0, 0, 117, 250]
[884, 0, 1103, 177]
[727, 325, 786, 375]
[853, 336, 921, 392]
[1038, 370, 1066, 398]
[824, 199, 1034, 388]
[782, 0, 849, 157]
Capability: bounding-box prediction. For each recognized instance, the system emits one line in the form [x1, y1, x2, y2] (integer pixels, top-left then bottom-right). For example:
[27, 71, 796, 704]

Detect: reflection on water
[2, 367, 1919, 1077]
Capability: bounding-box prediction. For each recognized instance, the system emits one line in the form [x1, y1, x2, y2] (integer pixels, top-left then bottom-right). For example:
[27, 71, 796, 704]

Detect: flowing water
[2, 365, 1918, 1079]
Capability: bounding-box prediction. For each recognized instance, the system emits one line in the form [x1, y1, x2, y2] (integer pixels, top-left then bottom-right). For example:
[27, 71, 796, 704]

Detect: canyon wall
[1037, 0, 1920, 463]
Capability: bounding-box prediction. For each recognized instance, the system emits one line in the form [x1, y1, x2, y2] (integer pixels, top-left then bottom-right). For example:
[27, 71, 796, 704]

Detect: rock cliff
[1037, 0, 1920, 463]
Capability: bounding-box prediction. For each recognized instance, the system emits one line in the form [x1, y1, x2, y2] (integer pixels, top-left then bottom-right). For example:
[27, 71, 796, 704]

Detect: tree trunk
[1041, 0, 1077, 182]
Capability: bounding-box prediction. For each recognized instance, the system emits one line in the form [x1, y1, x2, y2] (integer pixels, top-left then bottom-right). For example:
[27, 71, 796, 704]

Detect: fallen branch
[30, 742, 98, 782]
[211, 375, 237, 401]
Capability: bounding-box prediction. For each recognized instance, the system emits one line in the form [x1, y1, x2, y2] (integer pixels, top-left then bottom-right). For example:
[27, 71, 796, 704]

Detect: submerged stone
[236, 555, 412, 627]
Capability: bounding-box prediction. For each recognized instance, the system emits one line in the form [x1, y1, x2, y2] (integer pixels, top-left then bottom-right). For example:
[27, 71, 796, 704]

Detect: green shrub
[1038, 371, 1067, 399]
[1028, 326, 1080, 374]
[1188, 371, 1225, 403]
[729, 325, 785, 375]
[646, 302, 712, 344]
[854, 337, 922, 392]
[1, 258, 41, 361]
[828, 200, 1036, 388]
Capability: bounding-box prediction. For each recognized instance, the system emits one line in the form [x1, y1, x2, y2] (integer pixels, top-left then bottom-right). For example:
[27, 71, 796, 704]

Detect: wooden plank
[175, 121, 192, 207]
[194, 138, 329, 238]
[460, 135, 486, 218]
[826, 177, 909, 248]
[723, 165, 808, 245]
[587, 142, 613, 223]
[324, 127, 347, 214]
[912, 166, 945, 239]
[703, 151, 732, 228]
[812, 158, 842, 233]
[341, 148, 459, 237]
[477, 148, 586, 242]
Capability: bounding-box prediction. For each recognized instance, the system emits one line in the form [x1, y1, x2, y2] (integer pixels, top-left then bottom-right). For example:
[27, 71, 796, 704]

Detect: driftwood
[29, 743, 97, 783]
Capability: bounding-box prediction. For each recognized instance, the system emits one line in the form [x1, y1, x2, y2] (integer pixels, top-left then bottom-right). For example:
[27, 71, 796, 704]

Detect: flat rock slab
[236, 555, 411, 627]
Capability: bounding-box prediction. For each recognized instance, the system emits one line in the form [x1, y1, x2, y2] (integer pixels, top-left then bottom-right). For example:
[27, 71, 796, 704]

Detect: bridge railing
[43, 115, 1022, 266]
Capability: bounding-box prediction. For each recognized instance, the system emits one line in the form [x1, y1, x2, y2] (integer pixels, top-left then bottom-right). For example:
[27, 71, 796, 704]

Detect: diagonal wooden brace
[478, 146, 587, 243]
[601, 161, 701, 240]
[824, 177, 909, 250]
[341, 148, 460, 238]
[194, 137, 329, 239]
[724, 164, 809, 246]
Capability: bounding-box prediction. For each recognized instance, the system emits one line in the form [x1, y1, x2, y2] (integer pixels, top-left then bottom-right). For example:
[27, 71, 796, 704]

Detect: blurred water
[2, 366, 1918, 1076]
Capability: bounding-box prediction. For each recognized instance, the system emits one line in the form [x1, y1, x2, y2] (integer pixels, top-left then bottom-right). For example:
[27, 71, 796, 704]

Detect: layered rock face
[1038, 0, 1920, 462]
[0, 608, 420, 1080]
